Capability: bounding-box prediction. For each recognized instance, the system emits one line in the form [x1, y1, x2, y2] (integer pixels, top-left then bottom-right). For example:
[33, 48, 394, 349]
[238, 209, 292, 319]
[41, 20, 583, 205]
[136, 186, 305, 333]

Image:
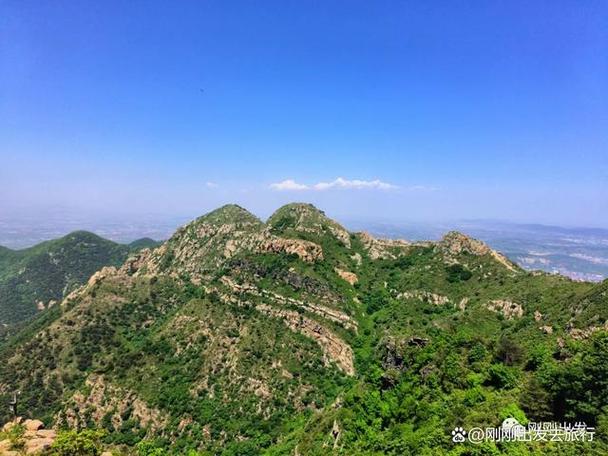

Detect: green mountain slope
[0, 231, 159, 327]
[0, 204, 606, 455]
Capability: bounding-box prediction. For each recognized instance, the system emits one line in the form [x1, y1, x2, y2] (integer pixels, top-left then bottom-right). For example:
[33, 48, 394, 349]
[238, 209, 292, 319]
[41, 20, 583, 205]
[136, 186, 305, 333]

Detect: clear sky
[1, 1, 607, 227]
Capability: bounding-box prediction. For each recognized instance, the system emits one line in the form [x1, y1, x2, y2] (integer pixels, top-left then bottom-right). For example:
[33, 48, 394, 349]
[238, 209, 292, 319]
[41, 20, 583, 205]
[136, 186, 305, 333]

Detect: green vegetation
[0, 204, 606, 455]
[0, 422, 26, 451]
[445, 263, 473, 283]
[0, 231, 159, 327]
[50, 429, 106, 455]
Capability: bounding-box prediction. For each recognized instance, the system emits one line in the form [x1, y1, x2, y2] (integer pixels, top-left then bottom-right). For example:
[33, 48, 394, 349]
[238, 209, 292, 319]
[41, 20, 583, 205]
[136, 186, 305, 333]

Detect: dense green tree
[50, 429, 105, 456]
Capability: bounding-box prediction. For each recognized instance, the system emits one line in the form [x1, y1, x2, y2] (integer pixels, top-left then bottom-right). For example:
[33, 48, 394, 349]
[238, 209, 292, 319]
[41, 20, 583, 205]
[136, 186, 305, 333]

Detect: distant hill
[127, 237, 162, 251]
[0, 203, 606, 454]
[0, 231, 158, 326]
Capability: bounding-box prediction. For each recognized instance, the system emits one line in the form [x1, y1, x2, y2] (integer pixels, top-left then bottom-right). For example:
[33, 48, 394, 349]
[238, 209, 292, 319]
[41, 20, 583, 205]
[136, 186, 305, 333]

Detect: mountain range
[0, 203, 606, 455]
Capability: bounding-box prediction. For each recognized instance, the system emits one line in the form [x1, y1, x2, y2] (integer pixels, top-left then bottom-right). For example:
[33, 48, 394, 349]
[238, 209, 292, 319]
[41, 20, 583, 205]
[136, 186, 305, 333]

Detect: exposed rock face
[121, 248, 154, 275]
[379, 335, 430, 372]
[356, 232, 410, 260]
[331, 419, 341, 449]
[228, 258, 337, 298]
[397, 290, 450, 306]
[380, 337, 406, 369]
[216, 275, 357, 372]
[129, 205, 266, 281]
[267, 294, 357, 331]
[61, 265, 124, 307]
[258, 238, 323, 263]
[87, 266, 119, 287]
[219, 275, 357, 331]
[328, 227, 351, 249]
[57, 375, 167, 433]
[440, 231, 518, 272]
[486, 299, 524, 319]
[568, 321, 608, 340]
[334, 268, 358, 285]
[267, 203, 352, 248]
[440, 231, 491, 256]
[540, 325, 553, 334]
[256, 304, 355, 375]
[458, 297, 469, 311]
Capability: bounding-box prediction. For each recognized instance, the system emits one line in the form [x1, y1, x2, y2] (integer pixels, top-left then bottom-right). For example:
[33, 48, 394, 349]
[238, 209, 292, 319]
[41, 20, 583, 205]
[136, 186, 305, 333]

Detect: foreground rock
[0, 418, 56, 455]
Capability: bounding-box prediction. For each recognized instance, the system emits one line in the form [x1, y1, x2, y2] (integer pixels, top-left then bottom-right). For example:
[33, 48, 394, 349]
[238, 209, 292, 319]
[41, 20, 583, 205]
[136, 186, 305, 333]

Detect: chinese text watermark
[451, 418, 595, 444]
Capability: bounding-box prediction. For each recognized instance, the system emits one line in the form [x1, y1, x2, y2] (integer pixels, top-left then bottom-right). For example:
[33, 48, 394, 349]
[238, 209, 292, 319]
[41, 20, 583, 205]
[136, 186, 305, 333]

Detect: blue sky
[1, 1, 607, 226]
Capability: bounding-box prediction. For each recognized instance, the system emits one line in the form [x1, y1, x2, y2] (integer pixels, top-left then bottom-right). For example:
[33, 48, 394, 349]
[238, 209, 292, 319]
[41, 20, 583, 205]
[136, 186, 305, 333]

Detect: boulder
[25, 437, 53, 454]
[34, 429, 56, 439]
[2, 417, 23, 432]
[24, 419, 44, 431]
[334, 268, 358, 285]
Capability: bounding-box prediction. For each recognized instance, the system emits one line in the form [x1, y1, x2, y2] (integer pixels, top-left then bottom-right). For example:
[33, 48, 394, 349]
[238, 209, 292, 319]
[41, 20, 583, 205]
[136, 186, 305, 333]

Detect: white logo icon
[451, 427, 467, 443]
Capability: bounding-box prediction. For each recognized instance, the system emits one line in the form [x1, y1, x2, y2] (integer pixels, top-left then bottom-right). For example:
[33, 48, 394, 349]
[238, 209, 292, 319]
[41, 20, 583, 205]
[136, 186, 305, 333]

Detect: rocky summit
[0, 203, 607, 455]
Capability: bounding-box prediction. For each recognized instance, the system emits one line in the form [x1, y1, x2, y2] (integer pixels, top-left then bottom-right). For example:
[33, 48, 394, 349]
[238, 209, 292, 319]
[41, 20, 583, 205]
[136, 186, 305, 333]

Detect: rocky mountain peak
[440, 231, 491, 256]
[134, 205, 265, 280]
[0, 203, 605, 455]
[190, 204, 262, 228]
[439, 231, 518, 271]
[267, 203, 351, 247]
[268, 203, 327, 225]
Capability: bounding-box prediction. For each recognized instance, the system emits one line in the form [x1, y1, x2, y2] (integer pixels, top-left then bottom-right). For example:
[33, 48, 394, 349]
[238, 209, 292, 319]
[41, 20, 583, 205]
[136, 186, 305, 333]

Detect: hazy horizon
[3, 202, 608, 249]
[2, 205, 608, 283]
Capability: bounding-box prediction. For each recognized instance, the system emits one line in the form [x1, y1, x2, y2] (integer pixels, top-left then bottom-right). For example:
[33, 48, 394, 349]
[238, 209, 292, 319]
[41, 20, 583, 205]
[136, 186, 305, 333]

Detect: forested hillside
[0, 204, 606, 455]
[0, 231, 159, 327]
